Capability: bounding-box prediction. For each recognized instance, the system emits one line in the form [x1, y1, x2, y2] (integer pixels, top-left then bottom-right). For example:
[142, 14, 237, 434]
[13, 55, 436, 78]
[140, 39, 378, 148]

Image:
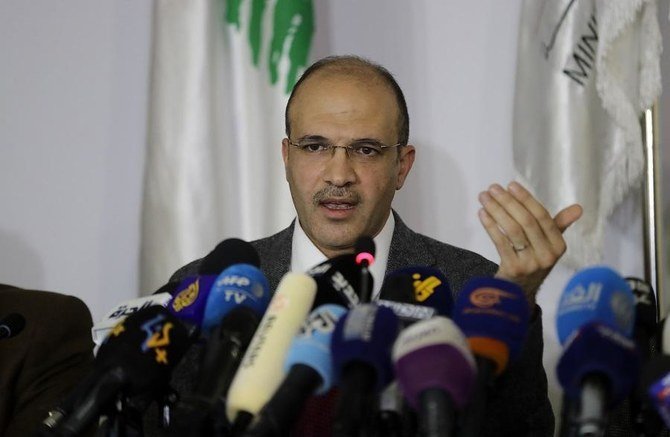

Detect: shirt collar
[290, 212, 395, 300]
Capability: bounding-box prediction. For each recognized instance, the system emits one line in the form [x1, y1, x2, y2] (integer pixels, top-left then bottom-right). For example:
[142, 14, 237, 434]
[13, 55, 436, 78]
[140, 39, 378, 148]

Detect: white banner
[141, 0, 315, 292]
[513, 0, 661, 267]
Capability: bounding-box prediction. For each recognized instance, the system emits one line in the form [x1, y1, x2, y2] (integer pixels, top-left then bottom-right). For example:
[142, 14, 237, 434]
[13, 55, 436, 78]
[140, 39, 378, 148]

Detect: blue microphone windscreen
[331, 304, 401, 391]
[202, 263, 271, 335]
[556, 322, 639, 406]
[453, 277, 529, 361]
[383, 266, 453, 316]
[284, 304, 347, 394]
[556, 266, 635, 344]
[168, 275, 217, 329]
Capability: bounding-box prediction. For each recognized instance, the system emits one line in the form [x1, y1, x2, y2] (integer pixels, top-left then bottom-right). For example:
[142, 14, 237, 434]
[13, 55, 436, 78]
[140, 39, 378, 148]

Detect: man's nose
[323, 147, 357, 187]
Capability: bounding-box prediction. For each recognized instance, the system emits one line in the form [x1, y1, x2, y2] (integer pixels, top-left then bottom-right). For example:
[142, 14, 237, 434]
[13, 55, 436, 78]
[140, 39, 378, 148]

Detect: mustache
[313, 186, 360, 204]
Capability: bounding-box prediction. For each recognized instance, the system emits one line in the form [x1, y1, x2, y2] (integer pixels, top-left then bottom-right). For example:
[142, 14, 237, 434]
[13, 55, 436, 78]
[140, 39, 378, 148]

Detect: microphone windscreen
[644, 356, 670, 427]
[96, 306, 193, 393]
[331, 304, 401, 391]
[201, 263, 271, 335]
[453, 277, 529, 369]
[168, 275, 217, 329]
[307, 254, 371, 309]
[392, 316, 477, 410]
[639, 355, 670, 399]
[354, 236, 376, 265]
[153, 281, 180, 296]
[226, 272, 317, 421]
[0, 313, 25, 339]
[556, 322, 639, 405]
[93, 293, 174, 346]
[379, 273, 415, 302]
[383, 266, 453, 316]
[626, 277, 657, 334]
[284, 304, 347, 394]
[199, 238, 260, 274]
[556, 266, 635, 344]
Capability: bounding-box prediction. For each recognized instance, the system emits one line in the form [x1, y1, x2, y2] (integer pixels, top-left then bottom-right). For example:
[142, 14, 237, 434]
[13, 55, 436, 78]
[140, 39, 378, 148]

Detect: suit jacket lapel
[253, 221, 294, 293]
[386, 210, 436, 274]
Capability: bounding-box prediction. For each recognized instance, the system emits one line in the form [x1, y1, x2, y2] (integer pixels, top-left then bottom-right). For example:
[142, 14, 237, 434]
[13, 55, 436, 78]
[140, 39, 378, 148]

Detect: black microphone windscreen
[355, 235, 375, 256]
[199, 238, 260, 274]
[379, 275, 416, 303]
[96, 306, 193, 394]
[0, 313, 25, 339]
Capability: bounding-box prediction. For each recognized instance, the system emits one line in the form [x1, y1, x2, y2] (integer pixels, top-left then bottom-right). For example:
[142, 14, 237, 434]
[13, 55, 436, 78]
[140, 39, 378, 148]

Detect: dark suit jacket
[0, 284, 95, 437]
[146, 212, 554, 436]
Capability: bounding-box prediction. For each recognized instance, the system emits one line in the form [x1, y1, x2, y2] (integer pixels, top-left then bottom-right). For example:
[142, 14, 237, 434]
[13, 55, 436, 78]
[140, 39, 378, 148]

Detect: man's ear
[281, 138, 290, 181]
[395, 144, 415, 190]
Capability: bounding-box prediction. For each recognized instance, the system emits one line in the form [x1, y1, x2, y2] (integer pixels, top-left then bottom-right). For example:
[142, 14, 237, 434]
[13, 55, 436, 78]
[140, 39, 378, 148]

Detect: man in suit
[0, 284, 95, 436]
[149, 55, 582, 436]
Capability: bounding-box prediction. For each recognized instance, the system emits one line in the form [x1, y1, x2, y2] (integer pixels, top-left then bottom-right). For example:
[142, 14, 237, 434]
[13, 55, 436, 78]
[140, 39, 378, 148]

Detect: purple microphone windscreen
[96, 306, 193, 394]
[201, 263, 271, 335]
[556, 322, 639, 405]
[392, 316, 477, 410]
[556, 265, 635, 345]
[307, 254, 372, 309]
[168, 275, 217, 331]
[199, 238, 260, 274]
[331, 304, 401, 391]
[453, 277, 529, 370]
[383, 266, 453, 316]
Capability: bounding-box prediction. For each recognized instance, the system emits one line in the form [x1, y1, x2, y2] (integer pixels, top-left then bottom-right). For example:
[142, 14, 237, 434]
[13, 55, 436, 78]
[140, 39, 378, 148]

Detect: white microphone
[225, 272, 317, 431]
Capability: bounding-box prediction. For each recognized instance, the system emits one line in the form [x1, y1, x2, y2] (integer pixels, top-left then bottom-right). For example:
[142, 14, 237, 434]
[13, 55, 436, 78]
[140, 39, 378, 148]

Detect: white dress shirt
[290, 212, 395, 300]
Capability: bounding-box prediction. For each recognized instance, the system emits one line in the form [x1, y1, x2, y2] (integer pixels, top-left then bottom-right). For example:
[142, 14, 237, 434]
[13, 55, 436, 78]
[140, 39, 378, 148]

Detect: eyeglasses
[287, 138, 403, 164]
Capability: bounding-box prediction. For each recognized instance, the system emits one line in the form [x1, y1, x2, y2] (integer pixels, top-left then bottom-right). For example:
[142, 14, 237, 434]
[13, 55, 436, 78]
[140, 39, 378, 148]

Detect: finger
[484, 184, 549, 252]
[478, 208, 517, 260]
[554, 204, 583, 232]
[507, 181, 566, 248]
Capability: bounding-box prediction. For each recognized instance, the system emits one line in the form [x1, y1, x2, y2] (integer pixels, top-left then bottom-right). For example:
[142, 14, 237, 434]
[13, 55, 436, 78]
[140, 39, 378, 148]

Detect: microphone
[635, 355, 670, 433]
[331, 304, 401, 437]
[556, 266, 635, 345]
[243, 304, 347, 437]
[168, 238, 261, 331]
[225, 272, 317, 431]
[382, 266, 453, 317]
[392, 316, 477, 437]
[377, 272, 436, 324]
[173, 263, 271, 435]
[0, 313, 25, 340]
[355, 236, 375, 302]
[622, 276, 662, 436]
[199, 237, 261, 274]
[41, 306, 194, 436]
[201, 263, 270, 335]
[93, 290, 175, 346]
[452, 277, 530, 437]
[626, 277, 658, 362]
[556, 322, 639, 437]
[307, 254, 372, 309]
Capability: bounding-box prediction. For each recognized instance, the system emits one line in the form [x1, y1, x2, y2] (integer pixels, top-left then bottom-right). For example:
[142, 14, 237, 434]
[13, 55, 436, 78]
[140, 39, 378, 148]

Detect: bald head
[285, 56, 410, 146]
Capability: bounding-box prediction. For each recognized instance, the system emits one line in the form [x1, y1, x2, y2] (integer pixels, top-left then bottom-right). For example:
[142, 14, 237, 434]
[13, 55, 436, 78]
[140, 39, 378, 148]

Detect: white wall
[0, 1, 152, 319]
[1, 0, 668, 430]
